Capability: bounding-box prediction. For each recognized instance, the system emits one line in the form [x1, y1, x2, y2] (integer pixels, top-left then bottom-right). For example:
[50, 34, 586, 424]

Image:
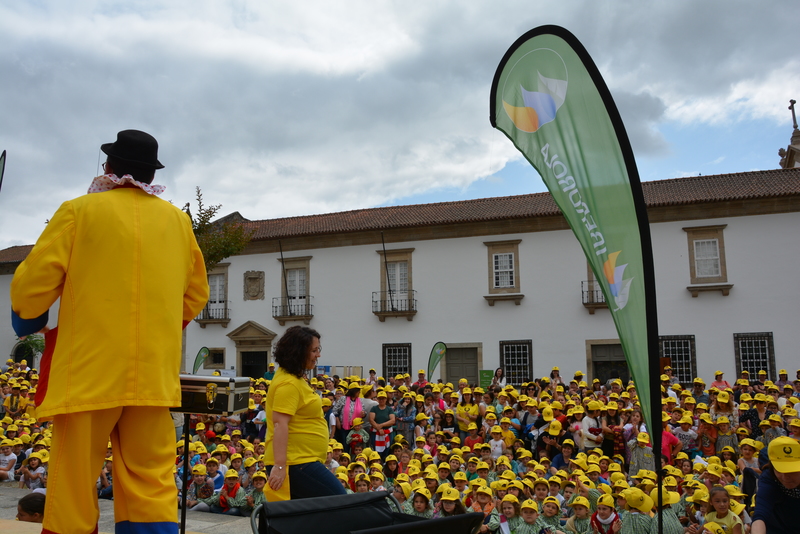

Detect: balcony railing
[372, 290, 417, 322]
[581, 280, 607, 314]
[272, 297, 314, 326]
[194, 305, 231, 328]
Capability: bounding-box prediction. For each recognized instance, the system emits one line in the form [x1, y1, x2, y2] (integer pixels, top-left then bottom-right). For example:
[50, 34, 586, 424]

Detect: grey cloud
[613, 91, 670, 157]
[0, 1, 796, 250]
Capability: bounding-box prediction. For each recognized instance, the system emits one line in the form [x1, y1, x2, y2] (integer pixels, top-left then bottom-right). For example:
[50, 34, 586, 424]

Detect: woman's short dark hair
[106, 156, 156, 184]
[19, 492, 45, 515]
[273, 326, 320, 378]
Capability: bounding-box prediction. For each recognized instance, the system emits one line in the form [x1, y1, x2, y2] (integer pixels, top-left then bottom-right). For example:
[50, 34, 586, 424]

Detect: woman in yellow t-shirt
[265, 326, 346, 499]
[456, 388, 479, 440]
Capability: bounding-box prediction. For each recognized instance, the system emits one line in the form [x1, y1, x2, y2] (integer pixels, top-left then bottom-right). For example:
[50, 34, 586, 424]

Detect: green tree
[15, 333, 45, 361]
[183, 187, 254, 271]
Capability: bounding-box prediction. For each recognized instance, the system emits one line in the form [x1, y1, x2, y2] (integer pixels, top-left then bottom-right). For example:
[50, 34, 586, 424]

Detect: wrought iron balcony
[194, 305, 231, 328]
[372, 290, 417, 322]
[272, 296, 314, 326]
[581, 280, 607, 314]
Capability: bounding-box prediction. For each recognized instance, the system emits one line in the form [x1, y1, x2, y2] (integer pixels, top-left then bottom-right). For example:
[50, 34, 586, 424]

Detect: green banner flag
[427, 342, 447, 379]
[490, 26, 660, 450]
[192, 346, 210, 374]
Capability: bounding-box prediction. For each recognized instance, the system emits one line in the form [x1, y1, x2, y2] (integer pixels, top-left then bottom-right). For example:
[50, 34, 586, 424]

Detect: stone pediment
[227, 321, 277, 344]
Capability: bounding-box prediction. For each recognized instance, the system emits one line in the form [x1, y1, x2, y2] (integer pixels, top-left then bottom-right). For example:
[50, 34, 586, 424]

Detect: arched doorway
[10, 341, 38, 369]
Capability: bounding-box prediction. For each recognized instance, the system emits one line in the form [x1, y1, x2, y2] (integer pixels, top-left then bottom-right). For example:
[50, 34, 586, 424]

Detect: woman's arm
[383, 413, 396, 429]
[601, 416, 612, 435]
[267, 411, 291, 490]
[368, 410, 379, 431]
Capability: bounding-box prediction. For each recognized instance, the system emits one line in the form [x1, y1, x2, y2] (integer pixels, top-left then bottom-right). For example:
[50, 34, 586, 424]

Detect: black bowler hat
[101, 130, 165, 169]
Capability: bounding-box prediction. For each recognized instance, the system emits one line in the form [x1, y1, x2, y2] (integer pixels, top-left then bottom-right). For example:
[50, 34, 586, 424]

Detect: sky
[1, 1, 797, 250]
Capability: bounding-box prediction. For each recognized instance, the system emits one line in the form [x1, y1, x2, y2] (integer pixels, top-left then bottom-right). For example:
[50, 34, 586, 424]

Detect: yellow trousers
[43, 406, 177, 534]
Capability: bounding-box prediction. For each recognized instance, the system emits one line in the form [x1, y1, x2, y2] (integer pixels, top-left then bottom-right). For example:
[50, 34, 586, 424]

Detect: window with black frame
[499, 340, 532, 387]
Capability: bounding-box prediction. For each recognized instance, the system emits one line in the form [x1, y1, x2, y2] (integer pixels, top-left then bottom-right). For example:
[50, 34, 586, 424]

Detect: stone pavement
[0, 483, 254, 534]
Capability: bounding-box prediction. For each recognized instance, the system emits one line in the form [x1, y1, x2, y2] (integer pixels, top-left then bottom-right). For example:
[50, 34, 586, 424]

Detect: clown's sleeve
[10, 201, 76, 337]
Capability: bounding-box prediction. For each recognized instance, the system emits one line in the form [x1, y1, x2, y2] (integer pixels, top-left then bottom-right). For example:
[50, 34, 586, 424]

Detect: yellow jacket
[11, 186, 209, 418]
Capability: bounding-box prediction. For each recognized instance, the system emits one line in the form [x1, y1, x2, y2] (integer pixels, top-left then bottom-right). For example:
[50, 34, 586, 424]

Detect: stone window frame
[203, 348, 226, 370]
[733, 332, 776, 381]
[499, 339, 533, 387]
[196, 262, 231, 327]
[683, 225, 728, 285]
[658, 335, 697, 386]
[278, 256, 312, 302]
[377, 248, 414, 295]
[483, 240, 524, 306]
[484, 240, 521, 294]
[382, 343, 412, 379]
[208, 262, 230, 306]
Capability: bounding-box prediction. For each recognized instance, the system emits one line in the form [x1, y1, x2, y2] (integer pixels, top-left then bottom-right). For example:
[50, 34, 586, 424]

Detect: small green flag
[192, 347, 210, 374]
[427, 342, 447, 379]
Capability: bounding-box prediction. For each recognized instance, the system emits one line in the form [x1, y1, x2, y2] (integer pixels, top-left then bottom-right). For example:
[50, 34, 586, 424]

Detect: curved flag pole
[490, 25, 662, 532]
[0, 150, 6, 194]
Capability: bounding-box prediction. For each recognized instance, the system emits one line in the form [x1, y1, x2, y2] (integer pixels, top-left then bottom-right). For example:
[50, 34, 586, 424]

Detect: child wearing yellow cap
[185, 464, 215, 511]
[486, 494, 523, 532]
[346, 418, 370, 455]
[704, 487, 742, 534]
[197, 470, 246, 515]
[408, 487, 434, 519]
[589, 494, 620, 534]
[240, 471, 267, 515]
[537, 495, 563, 531]
[565, 495, 592, 533]
[434, 486, 468, 518]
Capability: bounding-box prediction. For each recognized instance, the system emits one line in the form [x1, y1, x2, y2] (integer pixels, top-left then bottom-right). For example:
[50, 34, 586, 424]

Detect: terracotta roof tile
[244, 167, 800, 241]
[2, 168, 799, 263]
[0, 244, 33, 264]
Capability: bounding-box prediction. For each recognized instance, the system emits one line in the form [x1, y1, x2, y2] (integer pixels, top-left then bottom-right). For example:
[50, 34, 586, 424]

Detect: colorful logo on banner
[603, 250, 633, 311]
[500, 48, 637, 313]
[502, 49, 567, 133]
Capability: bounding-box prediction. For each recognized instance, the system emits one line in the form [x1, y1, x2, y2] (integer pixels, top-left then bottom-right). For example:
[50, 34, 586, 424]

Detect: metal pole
[381, 232, 395, 311]
[278, 240, 293, 316]
[180, 413, 191, 534]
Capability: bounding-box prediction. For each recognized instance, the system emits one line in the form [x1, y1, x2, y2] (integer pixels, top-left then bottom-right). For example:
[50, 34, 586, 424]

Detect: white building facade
[2, 168, 799, 386]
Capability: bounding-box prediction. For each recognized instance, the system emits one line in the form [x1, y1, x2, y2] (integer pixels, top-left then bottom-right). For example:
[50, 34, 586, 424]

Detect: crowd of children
[3, 357, 800, 532]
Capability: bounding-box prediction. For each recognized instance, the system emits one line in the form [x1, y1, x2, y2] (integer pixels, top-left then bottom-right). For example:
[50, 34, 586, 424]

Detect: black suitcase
[170, 374, 250, 415]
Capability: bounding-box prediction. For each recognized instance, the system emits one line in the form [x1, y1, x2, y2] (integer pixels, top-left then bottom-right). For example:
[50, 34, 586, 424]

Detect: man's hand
[20, 325, 50, 341]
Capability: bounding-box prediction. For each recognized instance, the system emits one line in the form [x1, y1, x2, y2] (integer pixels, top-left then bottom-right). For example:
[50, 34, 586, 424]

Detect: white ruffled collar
[88, 173, 165, 196]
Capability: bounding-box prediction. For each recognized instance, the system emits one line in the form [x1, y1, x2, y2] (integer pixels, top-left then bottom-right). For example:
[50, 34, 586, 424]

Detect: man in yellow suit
[11, 130, 209, 534]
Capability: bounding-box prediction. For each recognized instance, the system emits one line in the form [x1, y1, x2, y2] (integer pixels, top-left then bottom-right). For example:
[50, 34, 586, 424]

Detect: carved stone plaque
[243, 271, 265, 300]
